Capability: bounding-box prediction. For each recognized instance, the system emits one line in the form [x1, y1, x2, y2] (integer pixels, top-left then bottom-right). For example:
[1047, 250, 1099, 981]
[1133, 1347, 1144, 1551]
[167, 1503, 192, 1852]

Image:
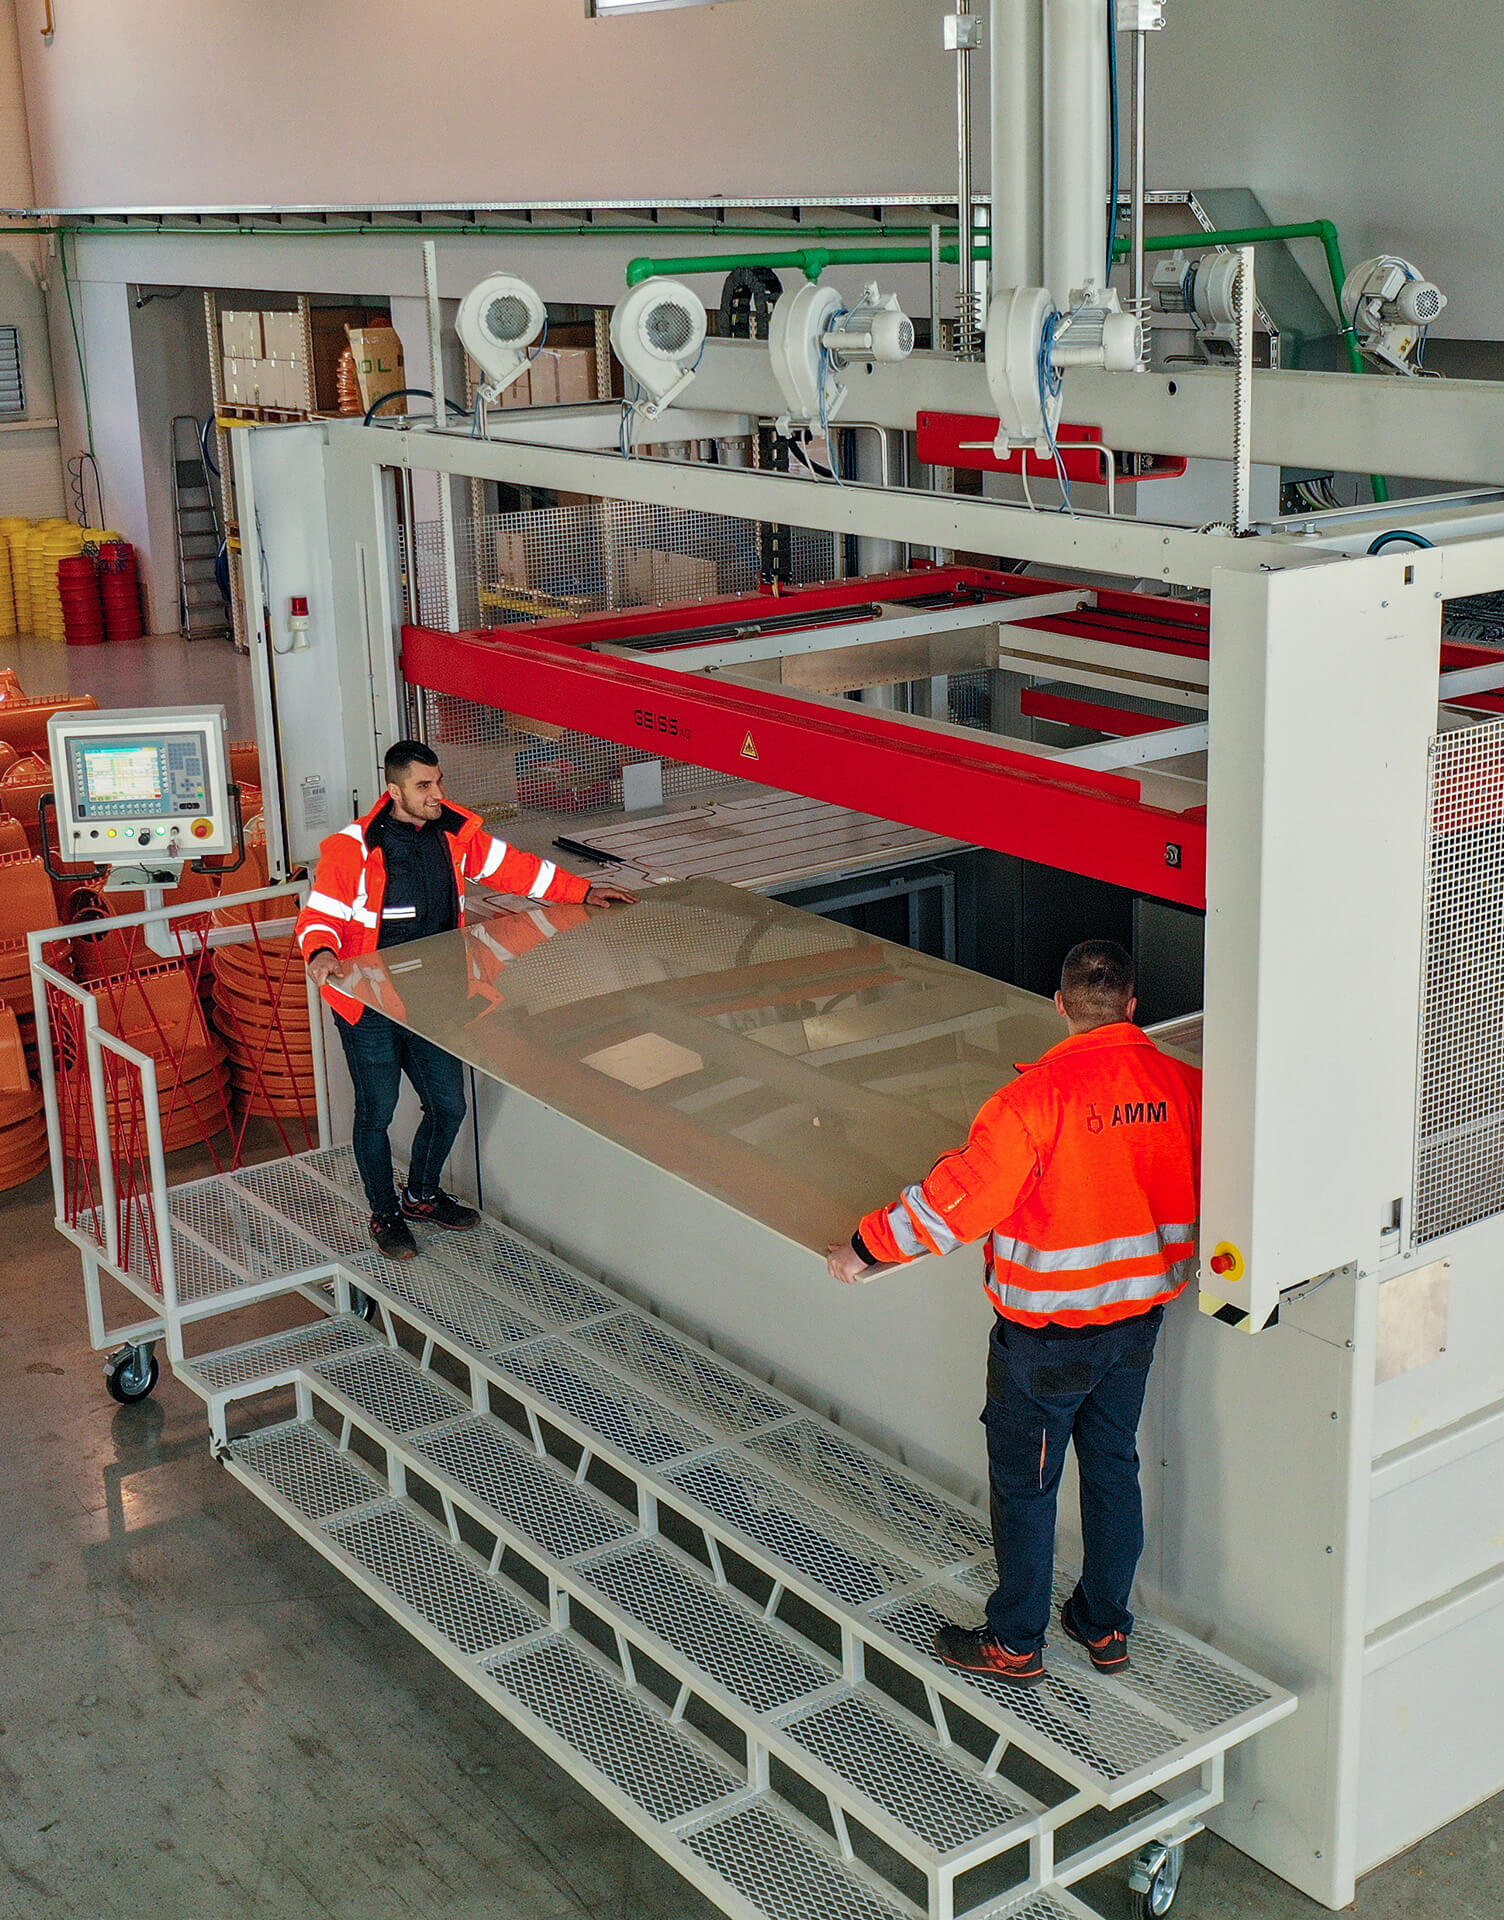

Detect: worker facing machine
[294, 741, 636, 1259]
[828, 942, 1202, 1686]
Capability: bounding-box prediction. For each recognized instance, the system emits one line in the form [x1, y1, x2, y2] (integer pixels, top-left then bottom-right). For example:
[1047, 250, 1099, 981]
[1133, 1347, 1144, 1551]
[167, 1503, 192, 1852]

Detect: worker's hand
[306, 950, 341, 987]
[586, 883, 639, 908]
[826, 1242, 872, 1286]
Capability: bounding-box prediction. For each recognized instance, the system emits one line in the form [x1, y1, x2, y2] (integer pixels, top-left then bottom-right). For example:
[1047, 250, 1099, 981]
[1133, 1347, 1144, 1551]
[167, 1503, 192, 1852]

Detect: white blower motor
[768, 281, 914, 432]
[1151, 250, 1245, 358]
[1341, 255, 1446, 374]
[985, 281, 1142, 454]
[456, 273, 547, 403]
[611, 281, 708, 418]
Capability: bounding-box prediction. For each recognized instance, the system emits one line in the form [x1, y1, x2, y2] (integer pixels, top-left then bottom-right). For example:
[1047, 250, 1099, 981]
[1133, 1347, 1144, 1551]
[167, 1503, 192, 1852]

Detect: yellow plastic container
[0, 518, 30, 632]
[30, 525, 84, 641]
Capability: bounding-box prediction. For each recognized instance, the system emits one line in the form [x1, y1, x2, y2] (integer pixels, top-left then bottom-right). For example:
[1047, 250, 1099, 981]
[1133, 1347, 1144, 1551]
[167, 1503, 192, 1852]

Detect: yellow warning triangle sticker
[740, 731, 759, 761]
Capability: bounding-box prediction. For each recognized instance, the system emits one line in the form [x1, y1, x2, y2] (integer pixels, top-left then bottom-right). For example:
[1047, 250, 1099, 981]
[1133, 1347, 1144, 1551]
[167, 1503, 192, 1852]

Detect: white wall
[13, 0, 956, 208]
[0, 0, 63, 521]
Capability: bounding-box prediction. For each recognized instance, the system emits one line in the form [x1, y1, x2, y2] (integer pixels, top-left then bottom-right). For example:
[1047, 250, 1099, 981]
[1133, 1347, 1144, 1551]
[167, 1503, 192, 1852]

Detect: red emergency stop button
[191, 818, 213, 839]
[1209, 1253, 1236, 1275]
[1207, 1241, 1245, 1281]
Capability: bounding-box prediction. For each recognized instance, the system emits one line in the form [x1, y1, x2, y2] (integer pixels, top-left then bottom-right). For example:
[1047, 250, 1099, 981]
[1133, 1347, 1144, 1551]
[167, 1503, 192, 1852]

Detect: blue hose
[1367, 530, 1434, 555]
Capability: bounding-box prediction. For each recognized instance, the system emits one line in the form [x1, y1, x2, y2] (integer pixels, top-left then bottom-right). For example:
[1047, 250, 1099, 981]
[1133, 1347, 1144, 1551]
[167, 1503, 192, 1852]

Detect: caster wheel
[350, 1288, 379, 1324]
[105, 1345, 160, 1405]
[1130, 1842, 1184, 1919]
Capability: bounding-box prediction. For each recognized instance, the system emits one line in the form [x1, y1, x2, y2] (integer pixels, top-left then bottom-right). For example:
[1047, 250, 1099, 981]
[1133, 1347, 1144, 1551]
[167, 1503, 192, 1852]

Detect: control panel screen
[70, 731, 209, 822]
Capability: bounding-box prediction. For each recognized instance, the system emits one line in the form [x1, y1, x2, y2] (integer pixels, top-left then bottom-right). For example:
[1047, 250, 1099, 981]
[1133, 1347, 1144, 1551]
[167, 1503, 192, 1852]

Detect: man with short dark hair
[295, 741, 635, 1259]
[828, 939, 1201, 1685]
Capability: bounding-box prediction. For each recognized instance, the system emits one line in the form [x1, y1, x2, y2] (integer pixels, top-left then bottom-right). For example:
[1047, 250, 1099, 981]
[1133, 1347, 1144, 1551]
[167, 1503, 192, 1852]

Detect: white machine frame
[202, 356, 1504, 1909]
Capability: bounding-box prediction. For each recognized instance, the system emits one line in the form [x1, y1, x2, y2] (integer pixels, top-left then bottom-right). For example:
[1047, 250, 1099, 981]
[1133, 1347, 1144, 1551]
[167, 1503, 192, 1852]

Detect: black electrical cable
[1106, 0, 1121, 284]
[362, 387, 472, 427]
[1367, 530, 1435, 555]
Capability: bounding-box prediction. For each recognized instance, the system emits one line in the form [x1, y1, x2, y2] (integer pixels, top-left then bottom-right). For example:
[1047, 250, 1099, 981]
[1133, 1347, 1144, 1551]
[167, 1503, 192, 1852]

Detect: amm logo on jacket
[1111, 1100, 1169, 1126]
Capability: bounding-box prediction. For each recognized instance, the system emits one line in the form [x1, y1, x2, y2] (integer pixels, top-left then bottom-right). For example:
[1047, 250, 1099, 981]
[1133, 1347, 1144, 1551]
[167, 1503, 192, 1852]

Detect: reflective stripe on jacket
[294, 794, 590, 1023]
[858, 1023, 1202, 1328]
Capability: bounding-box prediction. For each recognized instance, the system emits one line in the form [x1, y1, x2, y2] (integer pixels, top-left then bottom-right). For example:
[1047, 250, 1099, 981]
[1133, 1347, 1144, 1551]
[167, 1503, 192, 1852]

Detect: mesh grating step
[782, 1690, 1034, 1858]
[168, 1178, 327, 1293]
[326, 1501, 544, 1656]
[374, 1261, 544, 1354]
[495, 1336, 716, 1467]
[666, 1451, 925, 1608]
[682, 1797, 910, 1920]
[227, 1161, 378, 1267]
[186, 1313, 379, 1397]
[311, 1343, 470, 1434]
[581, 1537, 832, 1716]
[575, 1307, 793, 1436]
[230, 1418, 388, 1524]
[426, 1217, 616, 1325]
[485, 1634, 740, 1825]
[410, 1414, 633, 1562]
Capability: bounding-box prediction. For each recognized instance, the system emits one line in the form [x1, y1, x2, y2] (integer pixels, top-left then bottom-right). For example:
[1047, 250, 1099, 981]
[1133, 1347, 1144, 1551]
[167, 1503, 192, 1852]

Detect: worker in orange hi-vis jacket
[294, 740, 635, 1263]
[827, 940, 1201, 1689]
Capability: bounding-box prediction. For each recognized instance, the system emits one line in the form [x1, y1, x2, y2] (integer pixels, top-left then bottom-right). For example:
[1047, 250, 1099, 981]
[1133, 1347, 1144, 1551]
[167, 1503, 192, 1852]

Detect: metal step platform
[110, 1148, 1293, 1920]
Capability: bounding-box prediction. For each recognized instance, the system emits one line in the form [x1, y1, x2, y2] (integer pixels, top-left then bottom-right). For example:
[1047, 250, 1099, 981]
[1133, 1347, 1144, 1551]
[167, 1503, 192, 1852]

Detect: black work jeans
[981, 1304, 1164, 1654]
[333, 1008, 468, 1217]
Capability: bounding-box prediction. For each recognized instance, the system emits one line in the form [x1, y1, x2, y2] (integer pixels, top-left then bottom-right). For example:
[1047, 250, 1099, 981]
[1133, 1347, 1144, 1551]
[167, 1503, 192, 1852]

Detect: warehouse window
[0, 327, 23, 418]
[588, 0, 741, 14]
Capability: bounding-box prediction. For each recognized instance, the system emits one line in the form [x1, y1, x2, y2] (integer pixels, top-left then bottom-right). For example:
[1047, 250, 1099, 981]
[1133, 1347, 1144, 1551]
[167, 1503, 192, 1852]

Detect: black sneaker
[370, 1211, 419, 1261]
[400, 1187, 480, 1231]
[932, 1623, 1045, 1686]
[1060, 1599, 1130, 1673]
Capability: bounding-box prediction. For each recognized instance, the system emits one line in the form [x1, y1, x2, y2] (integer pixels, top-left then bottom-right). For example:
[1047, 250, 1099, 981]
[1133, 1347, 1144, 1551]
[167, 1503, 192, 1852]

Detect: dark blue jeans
[982, 1305, 1163, 1654]
[333, 1008, 468, 1217]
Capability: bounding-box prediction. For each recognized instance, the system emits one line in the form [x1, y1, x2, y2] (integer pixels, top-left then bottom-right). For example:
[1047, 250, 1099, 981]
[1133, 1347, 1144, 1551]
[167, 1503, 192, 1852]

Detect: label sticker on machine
[302, 775, 328, 830]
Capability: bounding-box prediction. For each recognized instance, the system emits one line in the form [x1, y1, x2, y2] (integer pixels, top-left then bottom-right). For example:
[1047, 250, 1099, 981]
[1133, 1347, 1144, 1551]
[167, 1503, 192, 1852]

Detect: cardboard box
[220, 310, 263, 359]
[553, 347, 596, 404]
[221, 355, 258, 407]
[309, 306, 381, 411]
[499, 365, 531, 408]
[346, 325, 406, 414]
[623, 548, 719, 607]
[525, 353, 558, 407]
[261, 311, 304, 361]
[493, 529, 529, 589]
[259, 359, 306, 410]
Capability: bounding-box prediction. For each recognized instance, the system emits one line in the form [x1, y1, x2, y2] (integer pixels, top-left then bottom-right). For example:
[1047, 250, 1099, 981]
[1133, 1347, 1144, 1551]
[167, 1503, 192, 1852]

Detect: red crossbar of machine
[403, 564, 1211, 909]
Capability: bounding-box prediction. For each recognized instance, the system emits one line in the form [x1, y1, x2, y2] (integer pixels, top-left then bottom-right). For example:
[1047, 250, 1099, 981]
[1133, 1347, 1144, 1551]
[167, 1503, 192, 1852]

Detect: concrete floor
[0, 632, 255, 737]
[0, 1156, 1499, 1920]
[1, 630, 1500, 1916]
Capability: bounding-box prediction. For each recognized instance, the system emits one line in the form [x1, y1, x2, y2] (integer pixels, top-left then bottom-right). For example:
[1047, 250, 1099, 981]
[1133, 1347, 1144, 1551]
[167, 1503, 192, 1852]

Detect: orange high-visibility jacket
[858, 1023, 1202, 1328]
[294, 795, 590, 1024]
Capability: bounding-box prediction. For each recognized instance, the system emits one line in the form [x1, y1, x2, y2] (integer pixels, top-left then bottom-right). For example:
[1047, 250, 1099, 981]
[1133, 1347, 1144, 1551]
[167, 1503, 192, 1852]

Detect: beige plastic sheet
[335, 876, 1073, 1254]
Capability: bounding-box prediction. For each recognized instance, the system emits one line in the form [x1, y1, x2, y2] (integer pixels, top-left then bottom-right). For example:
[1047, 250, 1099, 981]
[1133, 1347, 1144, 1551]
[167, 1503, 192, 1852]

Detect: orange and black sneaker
[932, 1623, 1045, 1686]
[401, 1187, 480, 1231]
[1060, 1600, 1130, 1673]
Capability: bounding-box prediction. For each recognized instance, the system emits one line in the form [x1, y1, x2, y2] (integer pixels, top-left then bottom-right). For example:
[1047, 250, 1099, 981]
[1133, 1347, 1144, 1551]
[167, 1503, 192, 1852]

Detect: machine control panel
[47, 704, 235, 863]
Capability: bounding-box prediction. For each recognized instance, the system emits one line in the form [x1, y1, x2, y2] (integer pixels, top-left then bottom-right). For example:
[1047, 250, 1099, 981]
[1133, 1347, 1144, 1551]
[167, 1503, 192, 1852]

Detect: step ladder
[170, 413, 228, 638]
[98, 1146, 1296, 1920]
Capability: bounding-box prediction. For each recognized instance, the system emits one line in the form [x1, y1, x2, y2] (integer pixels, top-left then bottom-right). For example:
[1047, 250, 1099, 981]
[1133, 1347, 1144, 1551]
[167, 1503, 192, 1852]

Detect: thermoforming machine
[36, 13, 1504, 1920]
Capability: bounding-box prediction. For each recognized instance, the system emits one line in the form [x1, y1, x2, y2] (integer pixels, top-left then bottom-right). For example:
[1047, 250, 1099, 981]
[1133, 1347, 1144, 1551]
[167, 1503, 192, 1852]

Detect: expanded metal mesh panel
[296, 1143, 369, 1204]
[232, 1419, 386, 1524]
[228, 1162, 376, 1266]
[486, 1635, 739, 1823]
[873, 1588, 1181, 1787]
[312, 1343, 469, 1433]
[327, 1502, 543, 1655]
[193, 1314, 378, 1393]
[575, 1308, 793, 1436]
[427, 1220, 616, 1328]
[783, 1690, 1033, 1855]
[496, 1337, 714, 1466]
[169, 1178, 325, 1285]
[411, 1415, 632, 1561]
[414, 500, 834, 630]
[410, 496, 833, 820]
[683, 1798, 906, 1920]
[666, 1452, 925, 1608]
[375, 1261, 544, 1353]
[1414, 719, 1504, 1242]
[581, 1539, 829, 1713]
[747, 1419, 992, 1572]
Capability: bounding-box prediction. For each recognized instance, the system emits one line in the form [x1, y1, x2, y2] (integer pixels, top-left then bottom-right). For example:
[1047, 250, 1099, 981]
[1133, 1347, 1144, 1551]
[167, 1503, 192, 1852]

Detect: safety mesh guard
[1414, 718, 1504, 1242]
[409, 497, 834, 821]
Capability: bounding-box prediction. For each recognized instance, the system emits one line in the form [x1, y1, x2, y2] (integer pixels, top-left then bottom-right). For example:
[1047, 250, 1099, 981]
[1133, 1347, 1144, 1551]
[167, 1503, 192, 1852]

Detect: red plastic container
[58, 554, 106, 646]
[97, 541, 144, 642]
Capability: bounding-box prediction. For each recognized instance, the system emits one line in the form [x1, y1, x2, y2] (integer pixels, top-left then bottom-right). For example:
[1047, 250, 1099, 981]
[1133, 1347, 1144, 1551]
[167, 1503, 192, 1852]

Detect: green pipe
[625, 242, 986, 287]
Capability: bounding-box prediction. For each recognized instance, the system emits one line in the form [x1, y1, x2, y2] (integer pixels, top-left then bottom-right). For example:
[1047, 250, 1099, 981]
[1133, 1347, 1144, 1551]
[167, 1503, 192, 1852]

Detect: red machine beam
[1019, 690, 1191, 738]
[402, 623, 1207, 908]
